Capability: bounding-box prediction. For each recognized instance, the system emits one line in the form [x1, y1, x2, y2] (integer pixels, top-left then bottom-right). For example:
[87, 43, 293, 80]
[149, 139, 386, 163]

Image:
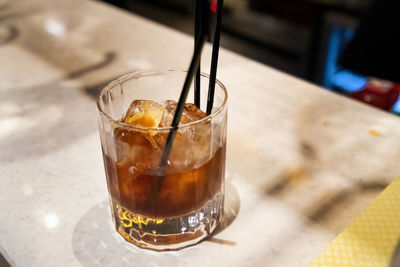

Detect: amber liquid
[103, 128, 225, 219]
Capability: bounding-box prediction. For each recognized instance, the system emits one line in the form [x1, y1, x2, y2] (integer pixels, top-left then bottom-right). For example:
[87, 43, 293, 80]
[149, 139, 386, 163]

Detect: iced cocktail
[97, 69, 227, 250]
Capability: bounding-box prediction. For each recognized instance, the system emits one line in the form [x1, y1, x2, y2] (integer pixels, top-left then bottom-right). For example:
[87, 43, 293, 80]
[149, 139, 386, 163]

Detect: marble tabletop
[1, 0, 400, 266]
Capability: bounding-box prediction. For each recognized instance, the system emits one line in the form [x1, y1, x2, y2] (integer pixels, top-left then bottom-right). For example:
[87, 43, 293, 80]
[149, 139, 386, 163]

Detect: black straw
[149, 5, 207, 211]
[158, 34, 206, 172]
[206, 0, 224, 115]
[194, 0, 202, 108]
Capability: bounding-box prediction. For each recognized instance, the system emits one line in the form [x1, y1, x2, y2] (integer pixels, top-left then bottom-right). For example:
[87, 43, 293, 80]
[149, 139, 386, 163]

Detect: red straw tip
[210, 1, 217, 13]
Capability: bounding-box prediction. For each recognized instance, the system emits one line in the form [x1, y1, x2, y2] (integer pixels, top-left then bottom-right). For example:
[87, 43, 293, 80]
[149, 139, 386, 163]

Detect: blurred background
[100, 0, 400, 115]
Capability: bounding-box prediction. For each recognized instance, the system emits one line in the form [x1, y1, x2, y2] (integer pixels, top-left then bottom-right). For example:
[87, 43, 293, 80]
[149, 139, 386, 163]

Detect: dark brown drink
[103, 134, 225, 219]
[101, 99, 226, 249]
[97, 70, 227, 250]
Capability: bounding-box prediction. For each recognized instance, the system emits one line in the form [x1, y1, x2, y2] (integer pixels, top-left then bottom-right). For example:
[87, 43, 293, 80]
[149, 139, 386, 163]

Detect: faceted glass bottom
[110, 193, 224, 251]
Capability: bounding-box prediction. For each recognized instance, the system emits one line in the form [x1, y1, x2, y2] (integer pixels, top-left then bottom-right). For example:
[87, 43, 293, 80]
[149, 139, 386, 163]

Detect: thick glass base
[110, 193, 224, 251]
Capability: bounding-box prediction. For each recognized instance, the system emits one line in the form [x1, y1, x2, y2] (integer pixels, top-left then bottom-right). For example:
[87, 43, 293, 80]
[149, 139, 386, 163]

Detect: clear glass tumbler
[97, 69, 227, 250]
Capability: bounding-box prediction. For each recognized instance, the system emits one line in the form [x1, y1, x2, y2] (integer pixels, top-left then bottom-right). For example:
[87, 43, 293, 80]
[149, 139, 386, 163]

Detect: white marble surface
[1, 0, 400, 266]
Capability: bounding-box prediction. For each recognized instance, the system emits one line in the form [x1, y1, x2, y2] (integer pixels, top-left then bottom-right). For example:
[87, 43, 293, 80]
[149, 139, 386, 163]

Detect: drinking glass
[97, 69, 227, 250]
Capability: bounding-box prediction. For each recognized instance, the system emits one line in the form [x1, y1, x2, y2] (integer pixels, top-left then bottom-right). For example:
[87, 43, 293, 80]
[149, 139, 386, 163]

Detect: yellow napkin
[310, 177, 400, 267]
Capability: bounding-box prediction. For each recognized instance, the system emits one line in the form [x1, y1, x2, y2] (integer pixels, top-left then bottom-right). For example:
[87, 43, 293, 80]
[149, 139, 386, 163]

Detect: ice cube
[157, 101, 210, 170]
[114, 127, 162, 172]
[121, 100, 165, 149]
[159, 100, 207, 127]
[118, 99, 211, 173]
[122, 100, 164, 128]
[183, 103, 207, 122]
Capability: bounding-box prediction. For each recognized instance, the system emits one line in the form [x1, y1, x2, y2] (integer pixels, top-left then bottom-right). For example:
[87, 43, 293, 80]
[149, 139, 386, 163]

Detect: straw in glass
[158, 33, 206, 174]
[206, 0, 224, 115]
[194, 0, 202, 108]
[149, 34, 206, 206]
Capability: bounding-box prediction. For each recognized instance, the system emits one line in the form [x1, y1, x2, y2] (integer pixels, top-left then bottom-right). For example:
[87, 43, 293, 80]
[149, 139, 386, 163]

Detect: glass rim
[96, 68, 228, 132]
